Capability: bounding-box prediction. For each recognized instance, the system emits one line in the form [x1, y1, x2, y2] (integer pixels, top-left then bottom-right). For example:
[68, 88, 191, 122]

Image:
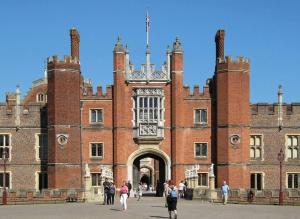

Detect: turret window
[36, 93, 47, 103]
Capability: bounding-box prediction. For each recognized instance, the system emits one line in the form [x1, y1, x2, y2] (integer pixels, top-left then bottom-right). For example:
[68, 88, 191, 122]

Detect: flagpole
[146, 10, 149, 46]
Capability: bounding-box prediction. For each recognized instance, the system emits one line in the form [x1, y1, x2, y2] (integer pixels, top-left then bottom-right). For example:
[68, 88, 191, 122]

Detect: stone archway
[127, 147, 171, 194]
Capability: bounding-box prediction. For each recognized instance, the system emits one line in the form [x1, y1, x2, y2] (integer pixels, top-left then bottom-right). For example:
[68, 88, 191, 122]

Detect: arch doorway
[127, 148, 171, 197]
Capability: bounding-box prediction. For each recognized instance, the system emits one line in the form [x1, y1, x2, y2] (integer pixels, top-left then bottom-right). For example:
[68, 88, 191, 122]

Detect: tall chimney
[278, 85, 283, 130]
[215, 29, 225, 62]
[70, 28, 80, 59]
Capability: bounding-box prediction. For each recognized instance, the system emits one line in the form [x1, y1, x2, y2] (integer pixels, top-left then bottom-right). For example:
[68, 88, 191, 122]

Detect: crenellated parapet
[47, 55, 80, 71]
[216, 56, 250, 73]
[251, 103, 300, 115]
[81, 85, 113, 99]
[183, 85, 211, 99]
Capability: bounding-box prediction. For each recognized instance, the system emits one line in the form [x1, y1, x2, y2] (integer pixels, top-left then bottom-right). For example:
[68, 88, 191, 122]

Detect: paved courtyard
[1, 197, 300, 219]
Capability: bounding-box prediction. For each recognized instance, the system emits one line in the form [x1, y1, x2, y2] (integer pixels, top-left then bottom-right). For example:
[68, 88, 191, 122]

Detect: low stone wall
[193, 188, 300, 205]
[0, 189, 85, 205]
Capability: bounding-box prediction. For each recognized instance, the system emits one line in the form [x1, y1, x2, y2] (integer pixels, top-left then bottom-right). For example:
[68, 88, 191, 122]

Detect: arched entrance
[127, 147, 171, 196]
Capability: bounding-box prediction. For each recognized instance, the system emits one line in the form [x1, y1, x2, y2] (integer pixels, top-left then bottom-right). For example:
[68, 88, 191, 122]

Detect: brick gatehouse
[0, 28, 300, 195]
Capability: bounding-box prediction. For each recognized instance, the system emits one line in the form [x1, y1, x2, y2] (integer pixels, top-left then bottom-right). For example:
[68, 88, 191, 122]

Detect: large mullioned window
[132, 88, 164, 137]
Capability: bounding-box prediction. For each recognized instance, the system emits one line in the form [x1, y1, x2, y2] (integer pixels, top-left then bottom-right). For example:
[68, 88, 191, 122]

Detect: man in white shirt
[178, 181, 185, 199]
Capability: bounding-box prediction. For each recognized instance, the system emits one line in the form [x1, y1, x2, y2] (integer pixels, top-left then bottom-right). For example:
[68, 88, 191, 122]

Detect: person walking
[167, 180, 178, 219]
[178, 181, 185, 199]
[108, 182, 115, 205]
[163, 180, 169, 207]
[120, 181, 129, 211]
[137, 182, 143, 201]
[221, 180, 230, 205]
[127, 180, 132, 198]
[103, 178, 110, 205]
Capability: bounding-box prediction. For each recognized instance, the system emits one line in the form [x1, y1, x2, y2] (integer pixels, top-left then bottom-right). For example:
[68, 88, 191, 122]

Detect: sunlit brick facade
[0, 28, 299, 193]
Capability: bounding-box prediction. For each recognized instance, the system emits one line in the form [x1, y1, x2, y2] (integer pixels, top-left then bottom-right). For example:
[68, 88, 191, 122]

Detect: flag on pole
[146, 11, 150, 32]
[146, 11, 150, 45]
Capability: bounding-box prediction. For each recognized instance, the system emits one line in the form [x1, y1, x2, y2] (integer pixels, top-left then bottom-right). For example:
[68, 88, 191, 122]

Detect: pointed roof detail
[172, 37, 182, 53]
[114, 36, 125, 52]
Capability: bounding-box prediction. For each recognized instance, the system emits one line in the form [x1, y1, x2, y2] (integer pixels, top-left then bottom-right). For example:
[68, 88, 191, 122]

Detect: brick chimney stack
[70, 28, 80, 59]
[215, 29, 225, 62]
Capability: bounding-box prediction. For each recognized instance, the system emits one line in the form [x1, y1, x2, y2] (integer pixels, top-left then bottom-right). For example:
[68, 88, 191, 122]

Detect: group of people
[103, 179, 132, 210]
[103, 177, 230, 217]
[102, 178, 116, 205]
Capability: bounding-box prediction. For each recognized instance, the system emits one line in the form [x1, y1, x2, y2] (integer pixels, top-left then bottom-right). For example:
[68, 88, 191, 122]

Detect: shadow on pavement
[110, 208, 122, 211]
[151, 206, 166, 208]
[149, 216, 169, 218]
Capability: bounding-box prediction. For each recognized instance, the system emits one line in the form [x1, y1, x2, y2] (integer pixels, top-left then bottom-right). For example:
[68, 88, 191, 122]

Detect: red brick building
[0, 28, 299, 194]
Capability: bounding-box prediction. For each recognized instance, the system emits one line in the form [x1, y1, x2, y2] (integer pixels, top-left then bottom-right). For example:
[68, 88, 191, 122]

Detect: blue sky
[0, 0, 299, 103]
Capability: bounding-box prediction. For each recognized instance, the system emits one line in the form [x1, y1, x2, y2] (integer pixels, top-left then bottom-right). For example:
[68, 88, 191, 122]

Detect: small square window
[91, 173, 101, 186]
[90, 143, 103, 158]
[90, 109, 103, 123]
[250, 173, 263, 190]
[195, 143, 208, 158]
[194, 109, 207, 124]
[287, 173, 299, 189]
[198, 173, 208, 186]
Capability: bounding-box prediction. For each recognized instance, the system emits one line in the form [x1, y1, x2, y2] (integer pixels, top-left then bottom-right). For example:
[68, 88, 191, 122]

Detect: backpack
[109, 186, 115, 194]
[170, 188, 177, 198]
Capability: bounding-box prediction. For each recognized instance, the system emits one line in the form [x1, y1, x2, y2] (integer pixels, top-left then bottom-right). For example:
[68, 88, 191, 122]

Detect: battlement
[216, 56, 250, 73]
[81, 85, 113, 99]
[251, 103, 300, 115]
[218, 56, 250, 64]
[183, 84, 210, 99]
[47, 55, 80, 65]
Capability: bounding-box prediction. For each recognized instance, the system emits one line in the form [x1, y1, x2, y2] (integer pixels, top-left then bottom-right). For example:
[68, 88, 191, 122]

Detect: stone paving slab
[1, 197, 300, 219]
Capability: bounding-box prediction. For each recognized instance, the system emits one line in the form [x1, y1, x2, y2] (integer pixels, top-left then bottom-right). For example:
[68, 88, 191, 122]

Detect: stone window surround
[36, 92, 47, 103]
[89, 142, 104, 159]
[286, 172, 300, 189]
[250, 171, 265, 191]
[34, 171, 48, 191]
[193, 108, 208, 125]
[0, 133, 12, 161]
[35, 133, 48, 162]
[249, 134, 264, 161]
[197, 172, 209, 187]
[0, 171, 12, 189]
[90, 172, 102, 187]
[194, 142, 208, 159]
[132, 89, 165, 127]
[285, 134, 299, 161]
[89, 108, 104, 124]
